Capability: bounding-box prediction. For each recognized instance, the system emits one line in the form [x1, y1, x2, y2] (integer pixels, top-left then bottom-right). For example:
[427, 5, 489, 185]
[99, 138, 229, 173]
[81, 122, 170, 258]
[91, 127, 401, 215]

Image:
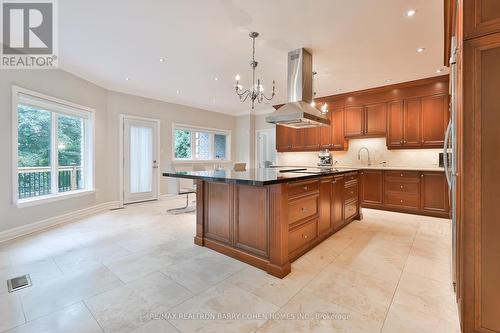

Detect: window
[13, 87, 94, 205]
[173, 125, 230, 161]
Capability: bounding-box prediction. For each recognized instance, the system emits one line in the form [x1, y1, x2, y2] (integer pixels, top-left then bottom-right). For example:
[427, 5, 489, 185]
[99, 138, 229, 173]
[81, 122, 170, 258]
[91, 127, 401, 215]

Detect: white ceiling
[59, 0, 447, 115]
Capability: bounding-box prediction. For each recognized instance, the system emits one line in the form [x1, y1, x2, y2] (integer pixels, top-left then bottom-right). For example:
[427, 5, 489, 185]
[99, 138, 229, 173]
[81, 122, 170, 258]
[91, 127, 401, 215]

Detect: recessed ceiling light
[406, 9, 417, 17]
[176, 90, 180, 94]
[125, 77, 130, 81]
[214, 77, 218, 81]
[159, 57, 165, 62]
[416, 47, 425, 53]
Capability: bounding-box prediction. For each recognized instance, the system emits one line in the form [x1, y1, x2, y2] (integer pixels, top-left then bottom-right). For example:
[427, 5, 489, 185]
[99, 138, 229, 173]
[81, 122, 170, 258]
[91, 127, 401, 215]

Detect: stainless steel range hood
[266, 48, 329, 128]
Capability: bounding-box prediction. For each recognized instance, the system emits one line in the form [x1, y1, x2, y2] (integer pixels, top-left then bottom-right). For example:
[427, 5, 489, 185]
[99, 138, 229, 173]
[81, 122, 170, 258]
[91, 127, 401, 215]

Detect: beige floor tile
[302, 264, 397, 322]
[0, 293, 25, 332]
[130, 320, 178, 333]
[227, 265, 317, 307]
[103, 250, 173, 283]
[257, 290, 383, 333]
[382, 301, 460, 333]
[169, 280, 279, 333]
[85, 272, 192, 333]
[21, 266, 123, 321]
[0, 258, 63, 294]
[5, 302, 102, 333]
[404, 254, 451, 283]
[160, 250, 246, 294]
[54, 243, 131, 275]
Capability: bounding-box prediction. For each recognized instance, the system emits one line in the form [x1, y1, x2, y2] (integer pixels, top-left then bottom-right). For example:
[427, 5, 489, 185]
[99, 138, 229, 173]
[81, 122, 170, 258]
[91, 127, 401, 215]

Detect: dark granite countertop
[163, 167, 361, 186]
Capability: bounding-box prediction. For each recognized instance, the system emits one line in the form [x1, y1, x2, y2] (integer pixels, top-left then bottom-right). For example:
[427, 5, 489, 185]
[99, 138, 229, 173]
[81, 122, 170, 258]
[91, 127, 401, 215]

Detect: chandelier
[234, 32, 275, 110]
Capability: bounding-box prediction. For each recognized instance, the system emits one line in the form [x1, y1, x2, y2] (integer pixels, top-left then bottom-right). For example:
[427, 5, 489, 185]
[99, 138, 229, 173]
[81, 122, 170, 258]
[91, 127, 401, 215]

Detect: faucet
[357, 147, 371, 166]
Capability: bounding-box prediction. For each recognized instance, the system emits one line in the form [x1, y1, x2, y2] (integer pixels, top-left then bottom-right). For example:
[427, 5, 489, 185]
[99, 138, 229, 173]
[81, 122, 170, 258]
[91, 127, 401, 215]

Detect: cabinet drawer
[344, 200, 358, 220]
[288, 180, 319, 198]
[385, 192, 419, 209]
[344, 183, 358, 201]
[289, 219, 318, 253]
[385, 171, 420, 179]
[288, 195, 318, 225]
[385, 181, 420, 194]
[344, 172, 359, 183]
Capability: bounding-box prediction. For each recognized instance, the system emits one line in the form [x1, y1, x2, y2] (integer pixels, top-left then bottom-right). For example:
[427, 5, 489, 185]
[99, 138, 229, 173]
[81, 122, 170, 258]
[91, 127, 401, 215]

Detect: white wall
[0, 69, 236, 233]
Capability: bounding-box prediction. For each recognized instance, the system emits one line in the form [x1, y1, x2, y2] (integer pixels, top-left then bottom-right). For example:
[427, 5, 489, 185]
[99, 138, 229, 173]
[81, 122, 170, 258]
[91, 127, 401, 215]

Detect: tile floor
[0, 197, 461, 333]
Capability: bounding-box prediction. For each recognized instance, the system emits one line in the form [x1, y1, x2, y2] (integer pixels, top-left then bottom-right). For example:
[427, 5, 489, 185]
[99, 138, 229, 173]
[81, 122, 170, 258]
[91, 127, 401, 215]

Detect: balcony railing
[18, 166, 82, 199]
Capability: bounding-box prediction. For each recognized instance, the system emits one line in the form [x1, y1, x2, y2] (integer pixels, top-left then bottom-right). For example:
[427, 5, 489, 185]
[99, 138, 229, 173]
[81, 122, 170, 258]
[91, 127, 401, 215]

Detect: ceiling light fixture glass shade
[235, 32, 275, 110]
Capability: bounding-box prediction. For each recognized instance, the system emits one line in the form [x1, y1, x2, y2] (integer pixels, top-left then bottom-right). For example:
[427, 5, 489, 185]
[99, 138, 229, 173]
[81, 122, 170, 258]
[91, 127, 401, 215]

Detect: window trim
[172, 123, 231, 162]
[12, 86, 95, 207]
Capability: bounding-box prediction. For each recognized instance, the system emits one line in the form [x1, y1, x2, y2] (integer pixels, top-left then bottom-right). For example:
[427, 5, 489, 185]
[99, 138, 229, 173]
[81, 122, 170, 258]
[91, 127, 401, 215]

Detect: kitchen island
[163, 168, 362, 278]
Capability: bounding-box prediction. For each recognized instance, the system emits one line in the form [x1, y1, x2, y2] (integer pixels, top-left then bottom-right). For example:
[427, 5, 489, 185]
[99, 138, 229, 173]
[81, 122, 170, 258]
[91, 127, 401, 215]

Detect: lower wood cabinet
[287, 172, 360, 260]
[360, 169, 449, 218]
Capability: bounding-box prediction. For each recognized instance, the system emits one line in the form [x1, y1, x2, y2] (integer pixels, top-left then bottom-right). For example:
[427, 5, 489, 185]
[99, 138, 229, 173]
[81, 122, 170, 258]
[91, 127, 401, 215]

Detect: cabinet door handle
[301, 208, 308, 213]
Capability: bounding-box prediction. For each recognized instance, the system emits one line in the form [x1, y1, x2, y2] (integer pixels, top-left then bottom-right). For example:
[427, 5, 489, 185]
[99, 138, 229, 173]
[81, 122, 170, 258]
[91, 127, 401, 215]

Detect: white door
[123, 117, 159, 204]
[256, 129, 277, 168]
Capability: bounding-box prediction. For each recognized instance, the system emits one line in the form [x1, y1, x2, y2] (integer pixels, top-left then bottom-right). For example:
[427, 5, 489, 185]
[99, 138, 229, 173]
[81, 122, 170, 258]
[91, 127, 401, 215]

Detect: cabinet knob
[400, 140, 403, 144]
[301, 207, 308, 213]
[303, 186, 308, 191]
[400, 173, 404, 177]
[350, 191, 354, 194]
[303, 234, 308, 239]
[400, 199, 404, 203]
[400, 185, 404, 189]
[421, 174, 424, 178]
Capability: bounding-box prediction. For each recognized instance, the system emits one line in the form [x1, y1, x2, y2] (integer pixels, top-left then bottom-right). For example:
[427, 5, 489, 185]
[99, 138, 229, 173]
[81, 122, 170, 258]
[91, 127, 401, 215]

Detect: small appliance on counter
[318, 149, 333, 169]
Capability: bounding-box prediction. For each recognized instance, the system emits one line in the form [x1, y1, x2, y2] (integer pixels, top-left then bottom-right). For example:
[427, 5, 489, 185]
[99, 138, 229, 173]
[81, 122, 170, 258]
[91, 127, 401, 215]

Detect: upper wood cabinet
[364, 103, 387, 136]
[344, 106, 364, 137]
[387, 95, 448, 149]
[422, 94, 450, 147]
[274, 76, 449, 152]
[464, 0, 500, 40]
[276, 125, 291, 151]
[387, 101, 404, 146]
[303, 127, 320, 150]
[345, 104, 386, 138]
[403, 98, 422, 147]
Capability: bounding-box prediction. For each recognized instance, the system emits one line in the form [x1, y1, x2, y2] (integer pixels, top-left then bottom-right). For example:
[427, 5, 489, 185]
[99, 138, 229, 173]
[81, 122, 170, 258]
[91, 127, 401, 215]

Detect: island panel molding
[165, 169, 362, 278]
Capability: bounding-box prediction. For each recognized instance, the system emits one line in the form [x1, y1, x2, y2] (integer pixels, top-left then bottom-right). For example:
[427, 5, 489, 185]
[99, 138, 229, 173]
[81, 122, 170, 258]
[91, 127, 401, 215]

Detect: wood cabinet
[359, 169, 449, 218]
[387, 95, 448, 149]
[420, 172, 449, 213]
[422, 94, 450, 147]
[276, 125, 291, 151]
[345, 103, 386, 138]
[331, 175, 345, 231]
[320, 107, 347, 151]
[344, 106, 364, 137]
[287, 172, 361, 261]
[303, 127, 320, 150]
[360, 170, 383, 205]
[464, 0, 500, 39]
[461, 31, 500, 333]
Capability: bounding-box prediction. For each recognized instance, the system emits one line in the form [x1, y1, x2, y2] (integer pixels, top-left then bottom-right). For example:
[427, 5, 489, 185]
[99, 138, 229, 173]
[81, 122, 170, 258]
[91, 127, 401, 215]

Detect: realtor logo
[1, 0, 58, 68]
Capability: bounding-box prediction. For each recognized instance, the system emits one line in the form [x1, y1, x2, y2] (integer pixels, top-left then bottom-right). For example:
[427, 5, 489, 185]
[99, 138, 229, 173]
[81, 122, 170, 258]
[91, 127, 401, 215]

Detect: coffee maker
[318, 149, 333, 168]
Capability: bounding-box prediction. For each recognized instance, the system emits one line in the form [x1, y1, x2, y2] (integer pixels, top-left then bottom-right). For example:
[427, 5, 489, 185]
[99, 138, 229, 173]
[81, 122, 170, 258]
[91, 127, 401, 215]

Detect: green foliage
[18, 105, 51, 167]
[17, 105, 83, 167]
[175, 129, 191, 159]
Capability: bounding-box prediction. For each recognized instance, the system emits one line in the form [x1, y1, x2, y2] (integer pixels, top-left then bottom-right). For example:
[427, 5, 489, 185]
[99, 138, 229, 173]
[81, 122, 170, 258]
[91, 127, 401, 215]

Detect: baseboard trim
[0, 201, 121, 243]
